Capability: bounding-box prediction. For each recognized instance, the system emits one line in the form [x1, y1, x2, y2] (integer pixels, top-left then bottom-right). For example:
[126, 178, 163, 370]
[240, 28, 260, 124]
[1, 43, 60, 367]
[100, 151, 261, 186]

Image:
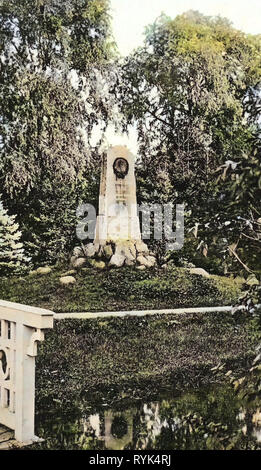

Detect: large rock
[137, 255, 156, 268]
[84, 243, 97, 258]
[137, 255, 150, 267]
[125, 258, 135, 266]
[135, 240, 149, 255]
[36, 266, 52, 275]
[113, 241, 136, 265]
[109, 254, 125, 268]
[189, 268, 210, 278]
[60, 276, 76, 286]
[72, 246, 84, 258]
[125, 246, 136, 263]
[146, 255, 157, 267]
[126, 242, 137, 259]
[72, 257, 87, 269]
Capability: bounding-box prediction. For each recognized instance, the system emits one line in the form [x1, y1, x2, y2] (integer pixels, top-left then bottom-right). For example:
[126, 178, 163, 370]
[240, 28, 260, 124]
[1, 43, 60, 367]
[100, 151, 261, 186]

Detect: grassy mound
[0, 265, 243, 313]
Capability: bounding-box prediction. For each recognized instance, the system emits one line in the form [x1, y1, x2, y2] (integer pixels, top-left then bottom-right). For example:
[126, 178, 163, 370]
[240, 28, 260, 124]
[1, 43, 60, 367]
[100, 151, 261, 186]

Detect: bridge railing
[0, 300, 53, 445]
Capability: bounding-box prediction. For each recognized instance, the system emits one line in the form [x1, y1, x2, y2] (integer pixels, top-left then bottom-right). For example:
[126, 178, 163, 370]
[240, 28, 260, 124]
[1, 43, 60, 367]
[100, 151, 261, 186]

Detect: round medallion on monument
[113, 158, 129, 179]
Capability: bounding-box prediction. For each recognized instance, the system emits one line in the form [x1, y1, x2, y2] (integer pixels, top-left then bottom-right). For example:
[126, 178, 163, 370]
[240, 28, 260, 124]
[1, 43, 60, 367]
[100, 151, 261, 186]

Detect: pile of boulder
[70, 240, 157, 270]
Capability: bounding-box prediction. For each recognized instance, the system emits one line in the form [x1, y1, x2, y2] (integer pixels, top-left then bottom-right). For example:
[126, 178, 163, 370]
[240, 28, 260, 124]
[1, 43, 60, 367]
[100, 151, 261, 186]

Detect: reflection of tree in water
[133, 402, 171, 450]
[139, 389, 261, 450]
[111, 416, 128, 439]
[131, 387, 261, 450]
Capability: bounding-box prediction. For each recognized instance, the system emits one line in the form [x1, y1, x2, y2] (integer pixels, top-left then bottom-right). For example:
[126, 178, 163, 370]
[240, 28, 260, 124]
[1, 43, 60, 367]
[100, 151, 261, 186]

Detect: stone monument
[71, 145, 156, 269]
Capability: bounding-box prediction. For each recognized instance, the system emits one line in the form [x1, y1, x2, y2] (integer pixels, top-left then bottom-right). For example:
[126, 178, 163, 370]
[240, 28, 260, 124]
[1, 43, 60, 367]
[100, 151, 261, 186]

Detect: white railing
[0, 300, 53, 445]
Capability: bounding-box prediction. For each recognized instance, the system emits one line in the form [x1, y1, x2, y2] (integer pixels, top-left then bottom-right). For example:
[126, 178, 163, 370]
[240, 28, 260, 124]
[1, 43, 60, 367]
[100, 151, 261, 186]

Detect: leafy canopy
[118, 10, 261, 274]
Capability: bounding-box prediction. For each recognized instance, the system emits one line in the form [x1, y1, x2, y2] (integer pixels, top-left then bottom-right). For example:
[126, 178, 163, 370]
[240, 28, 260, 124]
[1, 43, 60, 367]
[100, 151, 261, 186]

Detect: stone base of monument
[70, 240, 157, 270]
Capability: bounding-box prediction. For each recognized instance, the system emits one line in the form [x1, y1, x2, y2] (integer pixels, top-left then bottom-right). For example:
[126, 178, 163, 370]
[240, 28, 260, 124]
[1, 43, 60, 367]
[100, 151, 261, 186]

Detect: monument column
[73, 145, 156, 269]
[94, 146, 141, 245]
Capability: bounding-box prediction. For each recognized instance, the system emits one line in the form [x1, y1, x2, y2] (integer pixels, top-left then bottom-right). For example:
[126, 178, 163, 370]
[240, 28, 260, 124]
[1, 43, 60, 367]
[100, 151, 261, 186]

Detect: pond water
[35, 384, 261, 450]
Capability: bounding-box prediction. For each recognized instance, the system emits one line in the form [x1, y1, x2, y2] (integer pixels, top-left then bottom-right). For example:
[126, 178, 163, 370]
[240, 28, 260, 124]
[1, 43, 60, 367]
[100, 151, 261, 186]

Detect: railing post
[15, 324, 35, 443]
[0, 300, 54, 445]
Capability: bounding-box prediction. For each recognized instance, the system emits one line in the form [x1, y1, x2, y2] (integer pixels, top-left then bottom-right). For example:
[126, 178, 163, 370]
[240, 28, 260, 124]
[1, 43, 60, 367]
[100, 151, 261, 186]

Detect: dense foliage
[0, 0, 116, 263]
[118, 10, 261, 276]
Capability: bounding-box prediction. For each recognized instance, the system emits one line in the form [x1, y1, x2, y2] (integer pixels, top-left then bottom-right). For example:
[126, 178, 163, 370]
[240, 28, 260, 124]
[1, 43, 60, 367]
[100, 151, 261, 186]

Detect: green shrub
[0, 199, 28, 276]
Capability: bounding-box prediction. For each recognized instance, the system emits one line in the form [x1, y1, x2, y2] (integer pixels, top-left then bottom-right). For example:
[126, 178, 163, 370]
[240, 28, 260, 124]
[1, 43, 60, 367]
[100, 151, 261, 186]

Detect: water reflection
[35, 385, 261, 450]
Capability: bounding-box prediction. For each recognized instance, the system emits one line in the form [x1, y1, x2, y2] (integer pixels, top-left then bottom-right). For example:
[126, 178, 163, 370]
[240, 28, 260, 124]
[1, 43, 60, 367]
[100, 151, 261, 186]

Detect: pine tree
[0, 200, 27, 276]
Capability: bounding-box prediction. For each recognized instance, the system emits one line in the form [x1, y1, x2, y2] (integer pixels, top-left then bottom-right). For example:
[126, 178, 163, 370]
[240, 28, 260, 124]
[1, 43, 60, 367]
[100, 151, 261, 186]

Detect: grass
[36, 311, 255, 410]
[0, 265, 250, 408]
[0, 265, 244, 313]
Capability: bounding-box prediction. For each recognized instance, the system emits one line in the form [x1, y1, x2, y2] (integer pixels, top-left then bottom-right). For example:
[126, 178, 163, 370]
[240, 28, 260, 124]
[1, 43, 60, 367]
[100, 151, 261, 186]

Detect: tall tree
[0, 0, 116, 264]
[118, 11, 261, 274]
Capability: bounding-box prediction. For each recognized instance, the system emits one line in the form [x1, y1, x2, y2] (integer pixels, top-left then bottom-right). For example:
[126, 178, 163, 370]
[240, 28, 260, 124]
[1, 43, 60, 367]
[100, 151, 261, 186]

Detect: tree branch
[228, 246, 253, 273]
